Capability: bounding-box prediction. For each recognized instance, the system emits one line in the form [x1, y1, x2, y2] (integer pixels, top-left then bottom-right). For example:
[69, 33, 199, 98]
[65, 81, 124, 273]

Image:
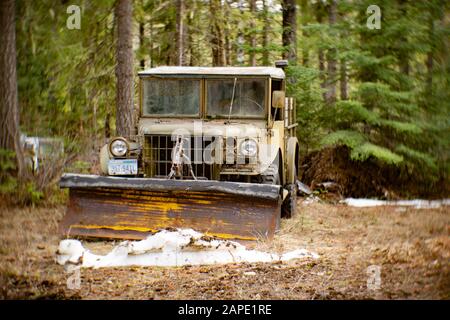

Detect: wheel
[260, 159, 282, 230]
[260, 163, 280, 185]
[281, 166, 298, 219]
[260, 153, 281, 185]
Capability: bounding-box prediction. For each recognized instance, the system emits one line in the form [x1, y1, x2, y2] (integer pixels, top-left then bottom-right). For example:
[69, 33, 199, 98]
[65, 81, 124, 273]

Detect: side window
[271, 79, 283, 121]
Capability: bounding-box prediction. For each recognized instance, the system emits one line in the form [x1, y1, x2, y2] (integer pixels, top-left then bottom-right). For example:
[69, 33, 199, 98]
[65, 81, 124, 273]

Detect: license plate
[108, 159, 138, 175]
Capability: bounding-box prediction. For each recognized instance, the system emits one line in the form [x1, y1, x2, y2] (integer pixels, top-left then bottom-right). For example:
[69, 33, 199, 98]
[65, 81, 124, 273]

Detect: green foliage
[380, 120, 421, 135]
[12, 0, 449, 198]
[395, 144, 437, 171]
[17, 0, 116, 143]
[286, 65, 325, 155]
[0, 149, 18, 194]
[350, 143, 403, 165]
[291, 0, 449, 194]
[24, 182, 44, 205]
[320, 130, 366, 149]
[0, 149, 44, 205]
[333, 100, 380, 126]
[66, 160, 92, 174]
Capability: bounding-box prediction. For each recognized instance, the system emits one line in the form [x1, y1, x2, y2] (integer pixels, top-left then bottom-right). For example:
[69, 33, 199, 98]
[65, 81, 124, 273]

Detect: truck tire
[282, 166, 298, 218]
[260, 163, 280, 185]
[260, 153, 280, 185]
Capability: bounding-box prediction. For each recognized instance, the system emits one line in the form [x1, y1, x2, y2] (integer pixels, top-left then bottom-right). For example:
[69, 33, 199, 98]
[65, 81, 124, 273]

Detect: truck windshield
[142, 79, 200, 116]
[207, 78, 266, 118]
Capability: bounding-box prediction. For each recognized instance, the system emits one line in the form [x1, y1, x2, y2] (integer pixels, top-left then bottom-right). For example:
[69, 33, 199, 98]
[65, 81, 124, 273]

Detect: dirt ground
[0, 198, 449, 300]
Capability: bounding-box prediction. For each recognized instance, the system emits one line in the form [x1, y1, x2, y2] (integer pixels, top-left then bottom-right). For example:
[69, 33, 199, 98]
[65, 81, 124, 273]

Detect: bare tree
[282, 0, 297, 63]
[0, 0, 24, 176]
[115, 0, 135, 137]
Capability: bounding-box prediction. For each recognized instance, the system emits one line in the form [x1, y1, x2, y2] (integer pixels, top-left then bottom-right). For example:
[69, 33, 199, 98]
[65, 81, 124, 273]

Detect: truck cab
[100, 65, 299, 218]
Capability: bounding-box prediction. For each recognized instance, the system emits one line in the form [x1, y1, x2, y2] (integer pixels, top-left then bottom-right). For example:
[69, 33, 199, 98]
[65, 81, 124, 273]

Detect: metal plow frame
[59, 174, 282, 241]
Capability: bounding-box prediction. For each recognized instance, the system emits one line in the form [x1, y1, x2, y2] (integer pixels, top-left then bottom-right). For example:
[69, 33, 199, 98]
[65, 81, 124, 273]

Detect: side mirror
[272, 91, 285, 109]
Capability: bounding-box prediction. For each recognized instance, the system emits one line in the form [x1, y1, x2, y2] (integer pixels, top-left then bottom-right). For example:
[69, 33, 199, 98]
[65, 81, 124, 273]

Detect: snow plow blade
[59, 174, 281, 241]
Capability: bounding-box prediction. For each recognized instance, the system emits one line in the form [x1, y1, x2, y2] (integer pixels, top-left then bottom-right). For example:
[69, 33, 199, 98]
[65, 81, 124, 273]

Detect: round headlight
[240, 139, 258, 157]
[110, 139, 128, 157]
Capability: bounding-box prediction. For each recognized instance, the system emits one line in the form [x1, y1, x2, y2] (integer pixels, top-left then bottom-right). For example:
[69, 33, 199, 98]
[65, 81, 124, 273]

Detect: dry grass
[0, 199, 449, 299]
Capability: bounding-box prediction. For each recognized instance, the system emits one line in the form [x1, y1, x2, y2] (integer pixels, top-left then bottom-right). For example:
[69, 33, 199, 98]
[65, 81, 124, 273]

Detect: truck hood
[138, 118, 267, 138]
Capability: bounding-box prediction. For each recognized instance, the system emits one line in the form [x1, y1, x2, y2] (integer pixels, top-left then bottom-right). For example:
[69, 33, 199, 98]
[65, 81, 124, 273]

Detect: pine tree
[115, 0, 135, 136]
[0, 0, 25, 176]
[282, 0, 297, 64]
[210, 0, 226, 66]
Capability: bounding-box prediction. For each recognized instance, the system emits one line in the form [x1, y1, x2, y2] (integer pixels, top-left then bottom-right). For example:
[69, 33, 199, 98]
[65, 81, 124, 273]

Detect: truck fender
[99, 144, 109, 175]
[286, 137, 299, 184]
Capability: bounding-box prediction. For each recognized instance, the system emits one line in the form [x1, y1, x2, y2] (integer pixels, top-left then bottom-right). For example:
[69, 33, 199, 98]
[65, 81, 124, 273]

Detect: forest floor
[0, 198, 449, 300]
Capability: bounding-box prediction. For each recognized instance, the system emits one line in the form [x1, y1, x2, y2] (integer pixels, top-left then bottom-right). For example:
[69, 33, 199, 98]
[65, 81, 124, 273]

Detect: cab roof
[138, 66, 285, 79]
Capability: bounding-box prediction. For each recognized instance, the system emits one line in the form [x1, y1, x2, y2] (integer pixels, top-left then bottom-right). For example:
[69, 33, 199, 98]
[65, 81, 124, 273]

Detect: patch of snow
[343, 198, 450, 209]
[296, 180, 312, 195]
[302, 195, 320, 205]
[56, 228, 319, 270]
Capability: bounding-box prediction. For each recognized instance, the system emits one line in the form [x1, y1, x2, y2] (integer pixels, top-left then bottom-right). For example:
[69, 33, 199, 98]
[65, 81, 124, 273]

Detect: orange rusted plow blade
[59, 174, 281, 241]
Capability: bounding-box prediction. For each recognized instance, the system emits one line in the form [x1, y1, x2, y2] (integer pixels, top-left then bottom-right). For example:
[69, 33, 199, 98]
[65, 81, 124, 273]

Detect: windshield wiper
[227, 77, 238, 123]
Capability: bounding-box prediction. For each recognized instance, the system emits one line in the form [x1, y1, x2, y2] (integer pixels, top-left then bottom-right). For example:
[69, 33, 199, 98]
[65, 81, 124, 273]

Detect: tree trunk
[316, 9, 326, 95]
[325, 0, 337, 104]
[262, 0, 270, 66]
[176, 0, 186, 66]
[300, 0, 310, 66]
[426, 14, 434, 97]
[225, 30, 232, 66]
[138, 0, 145, 69]
[398, 0, 410, 79]
[340, 58, 348, 100]
[426, 51, 433, 97]
[236, 1, 245, 65]
[115, 0, 135, 137]
[210, 0, 225, 66]
[319, 48, 326, 95]
[105, 112, 111, 139]
[0, 0, 24, 176]
[400, 58, 410, 76]
[139, 20, 145, 69]
[248, 0, 257, 66]
[223, 1, 232, 66]
[149, 19, 154, 68]
[187, 4, 197, 66]
[282, 0, 297, 64]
